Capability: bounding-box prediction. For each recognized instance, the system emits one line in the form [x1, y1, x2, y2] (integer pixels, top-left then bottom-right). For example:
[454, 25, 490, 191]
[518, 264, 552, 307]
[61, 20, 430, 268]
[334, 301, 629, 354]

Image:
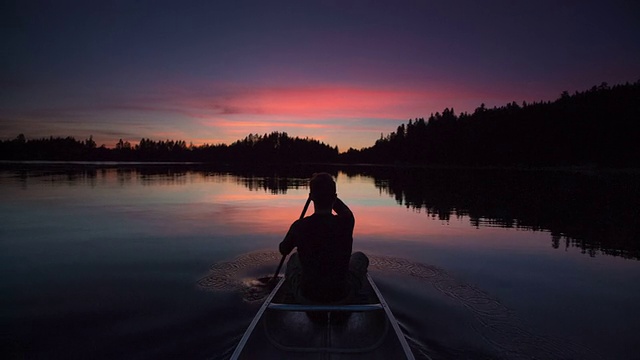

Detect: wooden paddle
[269, 196, 311, 284]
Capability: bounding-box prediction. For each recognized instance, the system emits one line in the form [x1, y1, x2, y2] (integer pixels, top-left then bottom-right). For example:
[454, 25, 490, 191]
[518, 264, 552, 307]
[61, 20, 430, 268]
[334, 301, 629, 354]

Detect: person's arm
[279, 222, 298, 255]
[333, 197, 353, 220]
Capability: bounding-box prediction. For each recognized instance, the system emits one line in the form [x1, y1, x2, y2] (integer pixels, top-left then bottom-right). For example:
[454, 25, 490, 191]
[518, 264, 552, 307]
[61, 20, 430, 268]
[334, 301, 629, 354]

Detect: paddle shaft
[272, 196, 311, 280]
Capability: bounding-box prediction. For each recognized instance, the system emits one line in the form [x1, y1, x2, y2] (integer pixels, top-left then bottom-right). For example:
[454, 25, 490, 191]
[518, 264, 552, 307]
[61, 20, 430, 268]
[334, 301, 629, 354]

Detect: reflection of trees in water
[236, 176, 305, 194]
[222, 165, 640, 261]
[345, 167, 640, 260]
[3, 163, 337, 194]
[6, 163, 638, 259]
[231, 166, 337, 194]
[9, 165, 100, 187]
[7, 164, 194, 187]
[116, 166, 192, 186]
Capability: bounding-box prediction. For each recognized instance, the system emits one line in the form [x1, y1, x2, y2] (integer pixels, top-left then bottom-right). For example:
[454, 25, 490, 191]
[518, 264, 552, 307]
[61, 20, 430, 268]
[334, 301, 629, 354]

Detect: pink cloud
[206, 119, 331, 129]
[181, 85, 435, 119]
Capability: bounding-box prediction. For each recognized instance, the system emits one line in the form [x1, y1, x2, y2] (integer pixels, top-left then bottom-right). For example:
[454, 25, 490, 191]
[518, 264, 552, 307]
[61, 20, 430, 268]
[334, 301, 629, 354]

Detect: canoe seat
[267, 303, 383, 312]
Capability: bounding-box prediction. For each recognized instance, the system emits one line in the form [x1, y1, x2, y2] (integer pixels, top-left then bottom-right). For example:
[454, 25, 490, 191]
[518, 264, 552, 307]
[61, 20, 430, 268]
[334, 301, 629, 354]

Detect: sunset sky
[2, 0, 639, 151]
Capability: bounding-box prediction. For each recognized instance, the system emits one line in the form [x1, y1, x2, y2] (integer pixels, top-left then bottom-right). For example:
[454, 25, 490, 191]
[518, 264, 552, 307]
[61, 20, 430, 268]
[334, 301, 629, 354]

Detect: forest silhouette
[342, 81, 640, 167]
[0, 132, 338, 163]
[1, 81, 639, 167]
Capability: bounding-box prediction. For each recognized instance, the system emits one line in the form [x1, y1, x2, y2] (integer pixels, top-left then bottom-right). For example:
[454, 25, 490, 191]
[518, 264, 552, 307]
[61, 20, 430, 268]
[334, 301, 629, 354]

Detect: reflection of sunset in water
[109, 170, 550, 251]
[2, 165, 639, 360]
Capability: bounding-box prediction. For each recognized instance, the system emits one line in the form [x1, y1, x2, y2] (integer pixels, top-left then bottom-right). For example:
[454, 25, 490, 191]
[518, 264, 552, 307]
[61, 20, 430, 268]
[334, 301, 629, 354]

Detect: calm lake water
[1, 164, 639, 359]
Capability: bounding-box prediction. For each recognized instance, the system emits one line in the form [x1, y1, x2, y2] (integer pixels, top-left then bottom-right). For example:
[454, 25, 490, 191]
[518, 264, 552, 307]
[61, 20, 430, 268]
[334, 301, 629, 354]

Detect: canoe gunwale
[367, 274, 416, 360]
[229, 276, 286, 360]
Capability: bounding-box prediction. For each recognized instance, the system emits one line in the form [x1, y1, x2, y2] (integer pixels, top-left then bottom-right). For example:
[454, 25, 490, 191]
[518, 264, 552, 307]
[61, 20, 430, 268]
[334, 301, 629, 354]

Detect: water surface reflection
[2, 163, 639, 359]
[6, 163, 639, 259]
[341, 166, 640, 260]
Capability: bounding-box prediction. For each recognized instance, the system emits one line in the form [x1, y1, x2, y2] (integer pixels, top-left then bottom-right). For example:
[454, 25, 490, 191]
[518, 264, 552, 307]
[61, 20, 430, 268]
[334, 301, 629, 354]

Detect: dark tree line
[0, 134, 99, 161]
[223, 132, 339, 164]
[2, 81, 639, 167]
[341, 81, 640, 167]
[0, 131, 339, 164]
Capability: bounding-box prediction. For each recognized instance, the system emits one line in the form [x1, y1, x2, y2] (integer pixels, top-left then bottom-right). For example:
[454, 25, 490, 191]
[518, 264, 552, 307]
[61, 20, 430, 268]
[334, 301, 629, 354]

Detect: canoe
[230, 273, 416, 359]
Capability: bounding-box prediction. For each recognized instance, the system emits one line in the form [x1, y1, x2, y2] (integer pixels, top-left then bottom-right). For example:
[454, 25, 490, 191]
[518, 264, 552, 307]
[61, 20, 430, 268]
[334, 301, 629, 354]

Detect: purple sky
[2, 0, 639, 151]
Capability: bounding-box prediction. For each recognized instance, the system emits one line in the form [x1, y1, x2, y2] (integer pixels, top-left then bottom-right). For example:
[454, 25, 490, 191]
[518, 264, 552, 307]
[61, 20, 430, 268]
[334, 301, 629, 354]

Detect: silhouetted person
[279, 173, 369, 304]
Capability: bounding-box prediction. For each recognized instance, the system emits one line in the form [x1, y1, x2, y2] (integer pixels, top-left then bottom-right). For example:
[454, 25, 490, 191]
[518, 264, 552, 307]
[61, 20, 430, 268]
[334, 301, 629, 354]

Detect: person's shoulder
[290, 217, 304, 228]
[334, 212, 354, 226]
[292, 216, 314, 228]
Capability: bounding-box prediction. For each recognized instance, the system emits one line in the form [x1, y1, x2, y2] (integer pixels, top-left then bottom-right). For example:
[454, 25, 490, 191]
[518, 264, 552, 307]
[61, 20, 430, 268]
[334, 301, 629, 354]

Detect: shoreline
[2, 159, 638, 175]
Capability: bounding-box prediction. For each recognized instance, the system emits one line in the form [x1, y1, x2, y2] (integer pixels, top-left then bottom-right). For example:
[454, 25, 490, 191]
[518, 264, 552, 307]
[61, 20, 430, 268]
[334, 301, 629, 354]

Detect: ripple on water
[198, 251, 602, 360]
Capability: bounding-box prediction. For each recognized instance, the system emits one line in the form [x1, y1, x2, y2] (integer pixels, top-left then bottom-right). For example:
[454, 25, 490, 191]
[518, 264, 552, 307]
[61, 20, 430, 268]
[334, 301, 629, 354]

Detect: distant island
[1, 81, 639, 168]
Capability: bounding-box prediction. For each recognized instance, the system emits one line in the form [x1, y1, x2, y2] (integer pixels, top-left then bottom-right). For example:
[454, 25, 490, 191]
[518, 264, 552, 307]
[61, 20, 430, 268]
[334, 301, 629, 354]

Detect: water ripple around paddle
[198, 251, 602, 360]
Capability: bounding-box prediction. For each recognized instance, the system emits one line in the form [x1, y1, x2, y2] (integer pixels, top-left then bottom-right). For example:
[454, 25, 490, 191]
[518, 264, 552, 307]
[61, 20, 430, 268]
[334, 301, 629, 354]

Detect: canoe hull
[231, 274, 415, 360]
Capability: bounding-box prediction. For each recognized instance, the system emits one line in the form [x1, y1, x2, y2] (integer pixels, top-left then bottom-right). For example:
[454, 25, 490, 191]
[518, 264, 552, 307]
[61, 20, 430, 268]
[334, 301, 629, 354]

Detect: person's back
[284, 208, 353, 302]
[279, 173, 367, 304]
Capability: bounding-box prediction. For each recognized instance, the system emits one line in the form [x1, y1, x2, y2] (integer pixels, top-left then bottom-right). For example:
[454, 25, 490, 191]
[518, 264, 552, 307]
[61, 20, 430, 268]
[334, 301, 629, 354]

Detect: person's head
[309, 172, 336, 210]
